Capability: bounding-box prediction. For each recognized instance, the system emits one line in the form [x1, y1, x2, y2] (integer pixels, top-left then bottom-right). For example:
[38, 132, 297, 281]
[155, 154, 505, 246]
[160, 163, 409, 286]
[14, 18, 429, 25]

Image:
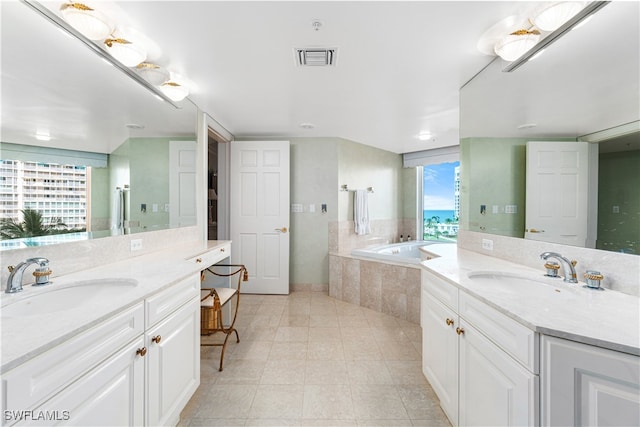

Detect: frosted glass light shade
[161, 73, 189, 101]
[104, 38, 147, 67]
[494, 31, 541, 61]
[533, 2, 586, 32]
[136, 63, 170, 85]
[59, 3, 114, 40]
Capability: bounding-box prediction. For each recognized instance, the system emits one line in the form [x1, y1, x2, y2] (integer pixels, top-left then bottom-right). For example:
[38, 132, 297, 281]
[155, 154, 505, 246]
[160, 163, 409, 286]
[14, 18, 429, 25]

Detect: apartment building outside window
[0, 159, 87, 230]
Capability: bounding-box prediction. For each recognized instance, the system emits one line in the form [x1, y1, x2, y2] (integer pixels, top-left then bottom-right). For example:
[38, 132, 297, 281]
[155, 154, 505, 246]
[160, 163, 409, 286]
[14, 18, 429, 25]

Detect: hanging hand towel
[354, 189, 371, 235]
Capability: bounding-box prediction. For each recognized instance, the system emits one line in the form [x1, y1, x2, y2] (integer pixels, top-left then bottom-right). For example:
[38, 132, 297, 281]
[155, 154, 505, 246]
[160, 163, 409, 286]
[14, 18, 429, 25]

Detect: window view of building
[0, 159, 87, 233]
[423, 161, 460, 241]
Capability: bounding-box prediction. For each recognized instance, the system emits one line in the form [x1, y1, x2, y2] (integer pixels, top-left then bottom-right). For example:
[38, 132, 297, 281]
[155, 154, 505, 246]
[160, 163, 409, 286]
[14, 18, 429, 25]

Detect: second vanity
[0, 240, 231, 427]
[419, 244, 640, 427]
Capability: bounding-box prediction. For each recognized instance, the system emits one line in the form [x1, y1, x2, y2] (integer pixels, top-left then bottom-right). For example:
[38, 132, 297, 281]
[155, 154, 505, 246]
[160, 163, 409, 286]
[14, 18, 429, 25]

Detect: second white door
[230, 141, 290, 294]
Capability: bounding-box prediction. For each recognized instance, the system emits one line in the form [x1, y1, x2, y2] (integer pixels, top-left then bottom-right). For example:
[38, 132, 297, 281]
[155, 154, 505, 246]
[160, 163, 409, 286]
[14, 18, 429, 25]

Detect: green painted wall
[460, 137, 527, 237]
[89, 166, 110, 230]
[337, 139, 403, 221]
[597, 150, 640, 254]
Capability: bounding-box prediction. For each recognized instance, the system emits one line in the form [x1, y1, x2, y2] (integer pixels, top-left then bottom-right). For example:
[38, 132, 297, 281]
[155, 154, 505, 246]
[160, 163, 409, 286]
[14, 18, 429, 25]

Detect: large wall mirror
[0, 1, 197, 250]
[459, 1, 639, 255]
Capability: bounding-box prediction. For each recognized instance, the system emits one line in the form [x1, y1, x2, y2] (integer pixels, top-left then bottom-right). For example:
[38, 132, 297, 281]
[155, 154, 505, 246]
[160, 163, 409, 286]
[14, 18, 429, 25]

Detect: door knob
[275, 227, 288, 233]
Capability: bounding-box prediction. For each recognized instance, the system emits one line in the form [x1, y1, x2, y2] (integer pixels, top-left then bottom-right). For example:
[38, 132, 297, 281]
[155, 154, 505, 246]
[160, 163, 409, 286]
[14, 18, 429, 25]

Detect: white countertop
[0, 240, 230, 373]
[420, 244, 640, 356]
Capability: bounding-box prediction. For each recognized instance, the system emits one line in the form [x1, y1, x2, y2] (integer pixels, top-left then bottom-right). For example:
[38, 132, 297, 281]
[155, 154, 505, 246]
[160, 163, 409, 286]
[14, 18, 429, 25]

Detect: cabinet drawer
[188, 243, 230, 268]
[459, 291, 538, 373]
[2, 303, 144, 413]
[422, 269, 458, 311]
[145, 274, 199, 328]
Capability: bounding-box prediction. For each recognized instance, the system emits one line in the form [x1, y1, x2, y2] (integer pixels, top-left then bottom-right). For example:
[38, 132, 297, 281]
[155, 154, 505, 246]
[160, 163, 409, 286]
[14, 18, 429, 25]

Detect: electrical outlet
[130, 239, 143, 251]
[309, 204, 316, 213]
[482, 238, 493, 251]
[152, 203, 158, 212]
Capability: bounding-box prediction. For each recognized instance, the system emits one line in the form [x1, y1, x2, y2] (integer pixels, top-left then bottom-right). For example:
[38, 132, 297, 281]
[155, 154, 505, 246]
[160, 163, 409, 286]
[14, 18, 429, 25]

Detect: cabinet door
[422, 287, 459, 426]
[146, 297, 200, 427]
[24, 337, 145, 427]
[541, 336, 640, 427]
[459, 320, 538, 427]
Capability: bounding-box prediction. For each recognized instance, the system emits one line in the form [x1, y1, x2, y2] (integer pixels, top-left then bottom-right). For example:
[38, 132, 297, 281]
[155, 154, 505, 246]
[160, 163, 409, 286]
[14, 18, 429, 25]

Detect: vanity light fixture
[502, 1, 608, 72]
[160, 73, 189, 102]
[136, 62, 170, 86]
[532, 1, 587, 32]
[104, 36, 147, 67]
[59, 2, 114, 41]
[494, 29, 541, 62]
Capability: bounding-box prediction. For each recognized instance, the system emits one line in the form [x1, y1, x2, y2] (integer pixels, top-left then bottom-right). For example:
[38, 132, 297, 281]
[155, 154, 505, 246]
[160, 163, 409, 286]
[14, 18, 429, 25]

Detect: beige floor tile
[308, 327, 342, 342]
[227, 340, 273, 361]
[181, 291, 449, 427]
[307, 341, 345, 361]
[351, 384, 409, 420]
[305, 360, 349, 384]
[261, 359, 306, 385]
[270, 341, 309, 360]
[303, 384, 354, 419]
[249, 385, 305, 419]
[346, 361, 394, 385]
[275, 326, 310, 342]
[194, 384, 257, 419]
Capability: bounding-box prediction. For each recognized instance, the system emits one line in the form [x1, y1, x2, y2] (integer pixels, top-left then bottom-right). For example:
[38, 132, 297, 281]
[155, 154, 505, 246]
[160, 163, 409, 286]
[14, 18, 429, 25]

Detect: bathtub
[351, 240, 442, 265]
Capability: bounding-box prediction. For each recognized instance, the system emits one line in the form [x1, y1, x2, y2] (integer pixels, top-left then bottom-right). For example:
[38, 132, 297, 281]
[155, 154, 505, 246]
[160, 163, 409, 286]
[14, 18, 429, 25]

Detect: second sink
[1, 278, 138, 318]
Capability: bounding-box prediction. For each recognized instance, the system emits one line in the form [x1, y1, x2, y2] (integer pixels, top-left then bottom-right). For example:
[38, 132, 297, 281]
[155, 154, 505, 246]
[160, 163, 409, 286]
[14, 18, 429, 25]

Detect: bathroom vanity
[1, 241, 230, 426]
[419, 245, 639, 427]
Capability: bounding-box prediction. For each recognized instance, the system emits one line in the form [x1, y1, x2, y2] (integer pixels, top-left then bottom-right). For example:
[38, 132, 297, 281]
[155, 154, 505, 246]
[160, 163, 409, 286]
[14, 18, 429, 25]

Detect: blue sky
[423, 161, 459, 210]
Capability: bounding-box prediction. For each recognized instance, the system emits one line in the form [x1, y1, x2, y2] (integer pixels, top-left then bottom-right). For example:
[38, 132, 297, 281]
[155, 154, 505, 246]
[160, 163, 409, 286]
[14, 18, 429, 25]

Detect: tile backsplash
[458, 230, 640, 297]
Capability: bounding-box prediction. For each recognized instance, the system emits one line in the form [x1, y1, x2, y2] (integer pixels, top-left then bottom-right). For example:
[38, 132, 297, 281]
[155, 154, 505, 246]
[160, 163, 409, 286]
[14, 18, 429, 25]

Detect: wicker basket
[201, 289, 221, 333]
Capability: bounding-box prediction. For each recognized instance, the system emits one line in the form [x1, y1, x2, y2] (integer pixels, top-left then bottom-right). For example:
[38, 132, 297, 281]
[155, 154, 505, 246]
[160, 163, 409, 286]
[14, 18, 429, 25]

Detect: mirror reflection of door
[525, 141, 598, 247]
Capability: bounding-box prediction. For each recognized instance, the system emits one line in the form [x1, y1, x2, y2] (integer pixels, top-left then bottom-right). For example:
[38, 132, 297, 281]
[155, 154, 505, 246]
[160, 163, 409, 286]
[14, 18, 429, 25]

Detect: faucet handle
[8, 265, 15, 273]
[571, 260, 577, 267]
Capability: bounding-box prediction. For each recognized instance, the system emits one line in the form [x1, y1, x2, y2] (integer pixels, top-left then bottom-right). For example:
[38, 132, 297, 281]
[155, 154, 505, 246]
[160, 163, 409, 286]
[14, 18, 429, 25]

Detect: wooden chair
[200, 264, 247, 371]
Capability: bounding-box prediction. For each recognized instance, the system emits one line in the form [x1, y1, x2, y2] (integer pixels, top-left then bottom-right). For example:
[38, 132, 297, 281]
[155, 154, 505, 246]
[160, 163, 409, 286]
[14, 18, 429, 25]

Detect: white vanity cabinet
[2, 274, 200, 427]
[421, 270, 539, 426]
[541, 336, 640, 427]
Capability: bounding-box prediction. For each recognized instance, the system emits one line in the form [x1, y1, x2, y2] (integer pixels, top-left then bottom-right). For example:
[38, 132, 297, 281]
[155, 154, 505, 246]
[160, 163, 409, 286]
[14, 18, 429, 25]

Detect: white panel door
[230, 141, 290, 294]
[525, 141, 597, 247]
[541, 336, 640, 427]
[169, 140, 197, 227]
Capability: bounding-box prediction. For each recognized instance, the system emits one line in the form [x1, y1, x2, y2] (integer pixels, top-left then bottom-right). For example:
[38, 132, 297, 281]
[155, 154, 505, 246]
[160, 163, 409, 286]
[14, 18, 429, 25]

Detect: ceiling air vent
[295, 48, 337, 66]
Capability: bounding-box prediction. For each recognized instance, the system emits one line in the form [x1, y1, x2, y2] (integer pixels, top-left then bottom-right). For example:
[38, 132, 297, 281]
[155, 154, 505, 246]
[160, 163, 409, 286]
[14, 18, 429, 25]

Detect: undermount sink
[467, 271, 570, 296]
[1, 278, 138, 318]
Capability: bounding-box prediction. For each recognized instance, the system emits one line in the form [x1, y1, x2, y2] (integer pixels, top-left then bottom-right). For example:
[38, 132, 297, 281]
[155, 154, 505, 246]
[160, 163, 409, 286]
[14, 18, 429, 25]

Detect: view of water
[423, 210, 456, 222]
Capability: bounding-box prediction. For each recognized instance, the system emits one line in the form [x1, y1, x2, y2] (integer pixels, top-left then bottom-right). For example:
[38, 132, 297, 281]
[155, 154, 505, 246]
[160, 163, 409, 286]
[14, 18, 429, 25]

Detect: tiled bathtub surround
[329, 255, 421, 324]
[458, 230, 640, 297]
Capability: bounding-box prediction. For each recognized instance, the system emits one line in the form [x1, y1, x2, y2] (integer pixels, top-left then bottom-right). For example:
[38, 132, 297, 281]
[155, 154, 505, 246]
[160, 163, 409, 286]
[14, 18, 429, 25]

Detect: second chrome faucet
[540, 252, 578, 283]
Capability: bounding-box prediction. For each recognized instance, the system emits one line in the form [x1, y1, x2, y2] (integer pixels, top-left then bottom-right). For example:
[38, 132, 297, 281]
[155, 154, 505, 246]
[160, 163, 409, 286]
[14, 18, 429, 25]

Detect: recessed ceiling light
[300, 123, 315, 129]
[35, 132, 51, 141]
[418, 132, 435, 141]
[517, 123, 538, 130]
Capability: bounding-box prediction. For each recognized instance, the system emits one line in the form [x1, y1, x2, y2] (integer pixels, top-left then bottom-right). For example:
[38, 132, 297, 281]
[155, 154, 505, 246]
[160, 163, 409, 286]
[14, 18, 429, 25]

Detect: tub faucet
[539, 252, 578, 283]
[5, 257, 51, 293]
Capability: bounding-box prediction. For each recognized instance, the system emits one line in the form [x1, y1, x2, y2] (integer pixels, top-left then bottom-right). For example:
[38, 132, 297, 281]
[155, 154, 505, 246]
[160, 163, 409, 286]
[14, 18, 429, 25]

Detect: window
[422, 161, 460, 241]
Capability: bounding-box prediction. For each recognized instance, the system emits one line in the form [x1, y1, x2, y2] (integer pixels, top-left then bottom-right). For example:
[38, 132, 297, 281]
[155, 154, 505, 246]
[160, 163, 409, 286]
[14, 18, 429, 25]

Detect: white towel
[111, 188, 124, 231]
[354, 190, 370, 235]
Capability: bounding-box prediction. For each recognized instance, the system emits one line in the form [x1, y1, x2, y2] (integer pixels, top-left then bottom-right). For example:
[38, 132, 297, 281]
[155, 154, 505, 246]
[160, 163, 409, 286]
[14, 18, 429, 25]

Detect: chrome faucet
[540, 252, 578, 283]
[5, 257, 52, 293]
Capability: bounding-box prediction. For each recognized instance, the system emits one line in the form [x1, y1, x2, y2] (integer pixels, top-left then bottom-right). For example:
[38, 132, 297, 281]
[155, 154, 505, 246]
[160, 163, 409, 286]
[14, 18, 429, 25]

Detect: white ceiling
[2, 1, 638, 155]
